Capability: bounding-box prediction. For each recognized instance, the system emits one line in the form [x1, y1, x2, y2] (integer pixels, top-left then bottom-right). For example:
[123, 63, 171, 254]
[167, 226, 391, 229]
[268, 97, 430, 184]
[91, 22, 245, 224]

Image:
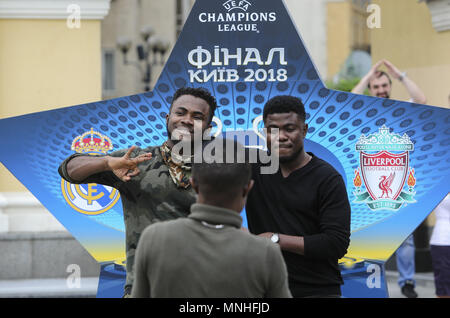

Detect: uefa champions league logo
[223, 0, 252, 12]
[353, 125, 417, 211]
[61, 128, 120, 215]
[199, 0, 276, 33]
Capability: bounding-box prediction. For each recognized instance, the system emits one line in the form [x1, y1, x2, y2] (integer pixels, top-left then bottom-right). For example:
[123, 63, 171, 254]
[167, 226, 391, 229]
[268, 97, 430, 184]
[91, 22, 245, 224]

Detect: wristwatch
[270, 233, 280, 244]
[398, 71, 407, 82]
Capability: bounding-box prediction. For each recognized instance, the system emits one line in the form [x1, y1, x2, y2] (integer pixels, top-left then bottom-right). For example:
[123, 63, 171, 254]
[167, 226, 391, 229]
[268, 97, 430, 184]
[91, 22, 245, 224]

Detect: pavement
[0, 271, 436, 298]
[385, 270, 436, 298]
[0, 277, 99, 298]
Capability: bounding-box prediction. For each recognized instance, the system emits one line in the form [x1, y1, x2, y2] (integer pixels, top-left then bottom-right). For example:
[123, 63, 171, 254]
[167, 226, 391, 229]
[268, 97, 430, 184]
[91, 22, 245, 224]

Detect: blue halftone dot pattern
[10, 78, 450, 234]
[15, 81, 450, 231]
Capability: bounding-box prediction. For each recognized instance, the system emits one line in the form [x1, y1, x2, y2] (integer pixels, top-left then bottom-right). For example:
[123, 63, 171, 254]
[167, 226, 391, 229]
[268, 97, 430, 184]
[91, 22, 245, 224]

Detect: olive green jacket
[58, 146, 196, 290]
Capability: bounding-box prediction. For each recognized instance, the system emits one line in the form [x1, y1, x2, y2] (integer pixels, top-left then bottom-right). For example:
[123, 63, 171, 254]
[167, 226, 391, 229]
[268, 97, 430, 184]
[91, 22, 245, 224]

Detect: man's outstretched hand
[382, 59, 403, 81]
[369, 59, 402, 80]
[367, 60, 384, 78]
[107, 146, 152, 182]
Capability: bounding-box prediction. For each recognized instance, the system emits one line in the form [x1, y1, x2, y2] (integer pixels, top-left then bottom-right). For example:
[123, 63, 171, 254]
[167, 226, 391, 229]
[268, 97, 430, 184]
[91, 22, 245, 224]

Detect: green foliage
[326, 78, 370, 95]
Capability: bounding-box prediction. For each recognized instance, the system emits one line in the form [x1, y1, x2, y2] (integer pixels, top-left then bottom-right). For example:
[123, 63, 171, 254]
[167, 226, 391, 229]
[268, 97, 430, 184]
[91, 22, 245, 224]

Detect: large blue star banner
[0, 0, 449, 298]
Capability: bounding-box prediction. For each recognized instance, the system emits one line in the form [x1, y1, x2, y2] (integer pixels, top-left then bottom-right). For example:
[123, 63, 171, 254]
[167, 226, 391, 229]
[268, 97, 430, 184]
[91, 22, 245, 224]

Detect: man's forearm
[402, 76, 427, 104]
[66, 155, 110, 182]
[279, 234, 305, 255]
[259, 232, 305, 255]
[351, 75, 370, 95]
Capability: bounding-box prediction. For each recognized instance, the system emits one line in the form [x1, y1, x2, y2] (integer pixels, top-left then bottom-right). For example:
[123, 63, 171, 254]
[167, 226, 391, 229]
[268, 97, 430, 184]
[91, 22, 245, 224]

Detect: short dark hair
[368, 71, 392, 88]
[192, 139, 251, 198]
[263, 95, 306, 123]
[171, 87, 217, 123]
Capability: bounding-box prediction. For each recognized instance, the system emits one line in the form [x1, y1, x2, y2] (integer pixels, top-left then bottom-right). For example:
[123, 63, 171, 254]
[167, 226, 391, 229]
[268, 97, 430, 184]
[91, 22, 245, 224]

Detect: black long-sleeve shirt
[246, 152, 351, 297]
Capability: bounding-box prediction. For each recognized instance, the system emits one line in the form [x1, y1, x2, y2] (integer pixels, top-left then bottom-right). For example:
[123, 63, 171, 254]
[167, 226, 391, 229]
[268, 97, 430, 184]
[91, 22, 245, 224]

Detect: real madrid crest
[61, 128, 120, 215]
[353, 125, 417, 211]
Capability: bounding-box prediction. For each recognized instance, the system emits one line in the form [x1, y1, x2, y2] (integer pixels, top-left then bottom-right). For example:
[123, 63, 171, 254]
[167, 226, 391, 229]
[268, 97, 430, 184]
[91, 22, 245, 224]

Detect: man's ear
[243, 179, 254, 198]
[303, 123, 308, 138]
[205, 121, 213, 137]
[207, 117, 212, 130]
[189, 176, 199, 194]
[205, 123, 213, 136]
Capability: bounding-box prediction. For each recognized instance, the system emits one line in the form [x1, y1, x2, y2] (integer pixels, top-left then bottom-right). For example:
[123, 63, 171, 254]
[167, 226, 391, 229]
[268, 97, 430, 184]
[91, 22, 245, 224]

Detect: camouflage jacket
[58, 145, 196, 289]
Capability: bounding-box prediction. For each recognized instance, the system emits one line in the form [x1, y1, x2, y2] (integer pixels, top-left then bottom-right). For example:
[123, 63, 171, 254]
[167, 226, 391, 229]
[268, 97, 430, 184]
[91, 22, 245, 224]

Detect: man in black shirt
[246, 95, 351, 298]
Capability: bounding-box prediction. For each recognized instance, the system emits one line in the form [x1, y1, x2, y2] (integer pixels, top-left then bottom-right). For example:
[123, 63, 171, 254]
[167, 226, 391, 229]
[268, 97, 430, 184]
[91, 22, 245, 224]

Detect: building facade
[100, 0, 372, 100]
[101, 0, 194, 99]
[0, 0, 111, 281]
[371, 0, 450, 108]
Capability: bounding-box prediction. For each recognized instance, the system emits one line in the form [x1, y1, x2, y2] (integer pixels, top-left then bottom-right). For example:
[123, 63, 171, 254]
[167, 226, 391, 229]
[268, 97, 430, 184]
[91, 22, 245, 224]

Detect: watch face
[271, 234, 279, 243]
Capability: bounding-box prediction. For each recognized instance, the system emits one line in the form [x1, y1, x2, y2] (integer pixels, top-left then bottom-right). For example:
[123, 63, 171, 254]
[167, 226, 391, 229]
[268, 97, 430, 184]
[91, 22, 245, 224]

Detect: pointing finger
[124, 146, 137, 159]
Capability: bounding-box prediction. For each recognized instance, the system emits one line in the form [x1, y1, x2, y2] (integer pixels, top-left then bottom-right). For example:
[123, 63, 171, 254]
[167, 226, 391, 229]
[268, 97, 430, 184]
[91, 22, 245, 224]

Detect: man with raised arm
[352, 59, 426, 104]
[58, 87, 217, 297]
[353, 59, 427, 298]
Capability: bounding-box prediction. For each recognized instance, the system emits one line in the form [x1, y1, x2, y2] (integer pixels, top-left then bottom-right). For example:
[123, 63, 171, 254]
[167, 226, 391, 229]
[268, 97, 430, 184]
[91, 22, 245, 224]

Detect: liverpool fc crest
[353, 125, 416, 211]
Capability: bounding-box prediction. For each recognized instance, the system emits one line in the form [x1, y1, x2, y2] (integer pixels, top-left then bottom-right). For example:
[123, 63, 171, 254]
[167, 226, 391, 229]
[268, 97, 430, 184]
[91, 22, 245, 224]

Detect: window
[102, 49, 115, 96]
[423, 0, 450, 32]
[176, 0, 193, 38]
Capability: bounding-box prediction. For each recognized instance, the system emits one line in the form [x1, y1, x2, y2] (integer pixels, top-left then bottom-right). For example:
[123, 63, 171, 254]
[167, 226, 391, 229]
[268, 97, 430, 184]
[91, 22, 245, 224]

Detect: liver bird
[379, 172, 395, 199]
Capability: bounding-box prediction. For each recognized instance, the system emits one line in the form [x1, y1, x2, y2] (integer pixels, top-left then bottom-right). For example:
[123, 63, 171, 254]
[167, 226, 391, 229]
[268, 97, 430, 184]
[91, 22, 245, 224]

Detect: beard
[166, 128, 180, 145]
[377, 92, 390, 98]
[277, 145, 303, 164]
[167, 126, 194, 145]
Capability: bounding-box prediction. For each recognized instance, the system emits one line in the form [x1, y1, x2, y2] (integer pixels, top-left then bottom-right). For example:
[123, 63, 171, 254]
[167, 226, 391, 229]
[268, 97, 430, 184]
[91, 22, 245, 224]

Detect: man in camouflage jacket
[58, 87, 218, 296]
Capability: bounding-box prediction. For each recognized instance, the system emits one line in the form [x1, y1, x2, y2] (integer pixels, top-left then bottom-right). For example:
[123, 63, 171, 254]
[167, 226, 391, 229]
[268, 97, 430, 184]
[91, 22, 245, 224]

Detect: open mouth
[171, 127, 194, 140]
[175, 127, 193, 134]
